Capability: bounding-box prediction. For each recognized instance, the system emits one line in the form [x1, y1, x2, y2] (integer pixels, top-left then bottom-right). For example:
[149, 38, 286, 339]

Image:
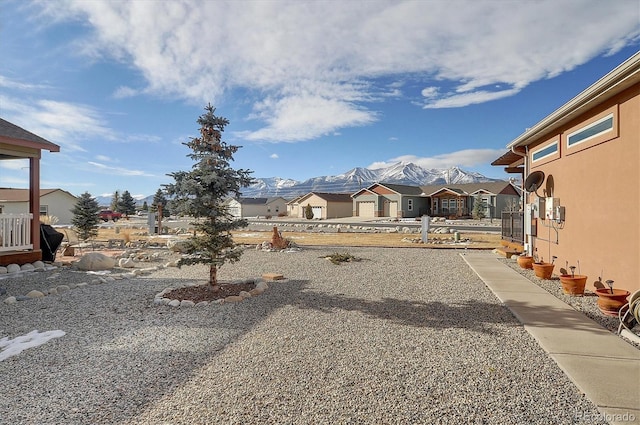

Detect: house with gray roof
[227, 197, 287, 218]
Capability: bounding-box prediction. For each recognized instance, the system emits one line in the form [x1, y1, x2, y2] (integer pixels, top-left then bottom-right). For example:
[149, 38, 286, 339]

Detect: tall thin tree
[164, 104, 254, 289]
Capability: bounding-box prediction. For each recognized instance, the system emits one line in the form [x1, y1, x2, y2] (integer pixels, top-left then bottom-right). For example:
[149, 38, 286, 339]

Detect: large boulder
[75, 252, 116, 271]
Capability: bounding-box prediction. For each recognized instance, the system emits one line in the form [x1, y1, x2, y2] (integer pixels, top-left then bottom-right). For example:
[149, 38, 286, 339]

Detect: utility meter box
[533, 197, 545, 219]
[545, 197, 560, 220]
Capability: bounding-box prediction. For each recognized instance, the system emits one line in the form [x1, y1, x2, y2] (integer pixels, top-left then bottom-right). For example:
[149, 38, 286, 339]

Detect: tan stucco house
[0, 118, 60, 265]
[295, 192, 353, 219]
[492, 51, 639, 294]
[0, 188, 77, 225]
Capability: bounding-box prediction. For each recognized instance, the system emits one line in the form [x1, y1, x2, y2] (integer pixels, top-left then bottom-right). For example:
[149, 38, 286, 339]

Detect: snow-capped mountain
[241, 162, 502, 198]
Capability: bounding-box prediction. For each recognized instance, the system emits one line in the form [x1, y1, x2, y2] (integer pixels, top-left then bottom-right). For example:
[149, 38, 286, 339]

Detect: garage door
[357, 201, 375, 217]
[312, 206, 323, 219]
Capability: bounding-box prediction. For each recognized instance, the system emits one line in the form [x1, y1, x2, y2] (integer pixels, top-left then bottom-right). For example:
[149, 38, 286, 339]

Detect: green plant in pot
[532, 255, 555, 280]
[559, 262, 587, 296]
[595, 279, 631, 317]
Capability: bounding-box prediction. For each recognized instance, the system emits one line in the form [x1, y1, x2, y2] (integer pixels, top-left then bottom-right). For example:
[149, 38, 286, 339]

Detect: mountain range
[95, 162, 504, 206]
[240, 162, 504, 198]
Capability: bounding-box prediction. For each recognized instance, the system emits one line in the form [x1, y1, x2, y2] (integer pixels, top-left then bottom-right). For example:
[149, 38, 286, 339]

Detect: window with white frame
[40, 205, 48, 216]
[567, 113, 613, 148]
[532, 141, 558, 162]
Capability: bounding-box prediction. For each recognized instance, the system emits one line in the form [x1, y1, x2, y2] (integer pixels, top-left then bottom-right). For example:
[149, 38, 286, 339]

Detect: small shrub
[305, 203, 314, 220]
[323, 252, 360, 265]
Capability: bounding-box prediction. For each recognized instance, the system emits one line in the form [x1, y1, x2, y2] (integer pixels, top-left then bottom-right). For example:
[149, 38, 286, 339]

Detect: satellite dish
[524, 171, 545, 195]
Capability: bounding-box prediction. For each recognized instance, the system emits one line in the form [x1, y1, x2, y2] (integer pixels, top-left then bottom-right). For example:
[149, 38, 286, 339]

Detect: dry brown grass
[230, 229, 501, 249]
[89, 227, 501, 249]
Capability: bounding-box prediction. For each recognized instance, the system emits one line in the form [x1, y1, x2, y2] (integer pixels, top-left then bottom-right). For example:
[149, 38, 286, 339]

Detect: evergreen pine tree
[118, 190, 137, 217]
[472, 194, 486, 219]
[305, 203, 314, 220]
[164, 104, 254, 288]
[152, 189, 170, 217]
[110, 190, 120, 211]
[142, 201, 148, 211]
[71, 192, 100, 242]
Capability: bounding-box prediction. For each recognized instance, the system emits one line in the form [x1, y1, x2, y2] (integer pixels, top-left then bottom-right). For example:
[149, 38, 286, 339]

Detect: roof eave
[507, 51, 640, 149]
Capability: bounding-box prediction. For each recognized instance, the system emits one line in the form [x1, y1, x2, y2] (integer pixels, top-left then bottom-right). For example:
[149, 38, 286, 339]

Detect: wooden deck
[0, 249, 42, 266]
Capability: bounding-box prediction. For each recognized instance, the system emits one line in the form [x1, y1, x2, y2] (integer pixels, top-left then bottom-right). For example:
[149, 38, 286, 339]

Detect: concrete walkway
[463, 252, 640, 425]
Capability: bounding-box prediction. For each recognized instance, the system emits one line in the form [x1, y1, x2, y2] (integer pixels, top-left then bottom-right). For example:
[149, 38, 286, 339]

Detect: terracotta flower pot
[595, 288, 630, 316]
[532, 262, 554, 279]
[517, 256, 534, 270]
[559, 275, 587, 296]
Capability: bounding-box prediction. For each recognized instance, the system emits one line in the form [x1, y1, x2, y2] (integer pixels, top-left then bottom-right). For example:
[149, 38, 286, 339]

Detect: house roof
[506, 51, 640, 150]
[0, 188, 76, 202]
[491, 150, 524, 166]
[235, 197, 285, 205]
[298, 192, 353, 203]
[419, 181, 516, 197]
[371, 182, 425, 195]
[0, 118, 60, 153]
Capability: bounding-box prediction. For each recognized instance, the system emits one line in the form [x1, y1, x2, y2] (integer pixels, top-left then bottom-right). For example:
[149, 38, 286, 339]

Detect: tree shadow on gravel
[0, 277, 312, 425]
[293, 291, 520, 335]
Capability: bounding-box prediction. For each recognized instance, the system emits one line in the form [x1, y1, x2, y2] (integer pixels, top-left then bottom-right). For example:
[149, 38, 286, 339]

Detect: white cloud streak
[30, 0, 640, 141]
[368, 149, 507, 170]
[87, 161, 155, 177]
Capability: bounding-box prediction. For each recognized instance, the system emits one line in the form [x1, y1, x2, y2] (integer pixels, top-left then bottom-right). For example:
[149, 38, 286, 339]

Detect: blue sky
[1, 0, 639, 199]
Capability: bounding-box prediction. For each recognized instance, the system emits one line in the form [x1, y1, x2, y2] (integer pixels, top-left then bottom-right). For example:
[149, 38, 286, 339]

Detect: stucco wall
[527, 84, 639, 293]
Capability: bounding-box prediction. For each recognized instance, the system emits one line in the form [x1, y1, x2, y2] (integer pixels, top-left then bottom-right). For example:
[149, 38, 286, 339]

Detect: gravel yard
[0, 248, 608, 424]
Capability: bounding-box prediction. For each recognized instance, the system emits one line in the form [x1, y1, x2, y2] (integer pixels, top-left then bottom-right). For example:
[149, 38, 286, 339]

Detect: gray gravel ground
[0, 247, 610, 424]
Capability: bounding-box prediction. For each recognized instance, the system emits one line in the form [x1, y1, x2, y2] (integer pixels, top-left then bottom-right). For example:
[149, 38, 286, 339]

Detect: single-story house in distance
[286, 195, 304, 218]
[0, 188, 77, 225]
[294, 192, 353, 219]
[492, 51, 639, 294]
[0, 118, 60, 265]
[227, 197, 287, 218]
[420, 182, 520, 219]
[352, 183, 429, 218]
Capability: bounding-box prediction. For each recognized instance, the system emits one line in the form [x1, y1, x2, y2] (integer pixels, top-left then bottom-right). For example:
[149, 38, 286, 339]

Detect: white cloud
[32, 0, 640, 140]
[0, 95, 110, 152]
[270, 154, 279, 159]
[368, 149, 507, 170]
[87, 161, 155, 177]
[112, 85, 139, 99]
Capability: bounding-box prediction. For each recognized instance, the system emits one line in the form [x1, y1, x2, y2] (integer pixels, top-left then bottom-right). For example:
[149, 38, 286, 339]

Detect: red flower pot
[559, 275, 587, 296]
[532, 262, 554, 279]
[595, 288, 630, 316]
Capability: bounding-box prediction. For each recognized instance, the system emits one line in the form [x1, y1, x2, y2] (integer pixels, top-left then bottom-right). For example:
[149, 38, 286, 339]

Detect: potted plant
[532, 255, 555, 280]
[595, 279, 630, 316]
[517, 253, 534, 270]
[559, 264, 587, 296]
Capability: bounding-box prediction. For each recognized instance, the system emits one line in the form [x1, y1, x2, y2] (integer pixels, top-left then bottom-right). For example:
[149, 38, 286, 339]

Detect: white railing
[0, 213, 33, 252]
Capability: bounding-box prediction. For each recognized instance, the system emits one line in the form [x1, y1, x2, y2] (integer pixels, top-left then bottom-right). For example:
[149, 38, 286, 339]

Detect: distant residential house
[0, 118, 60, 265]
[295, 192, 353, 219]
[352, 183, 429, 218]
[227, 197, 287, 218]
[0, 188, 77, 225]
[286, 195, 304, 218]
[420, 182, 521, 219]
[350, 181, 518, 219]
[492, 51, 639, 294]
